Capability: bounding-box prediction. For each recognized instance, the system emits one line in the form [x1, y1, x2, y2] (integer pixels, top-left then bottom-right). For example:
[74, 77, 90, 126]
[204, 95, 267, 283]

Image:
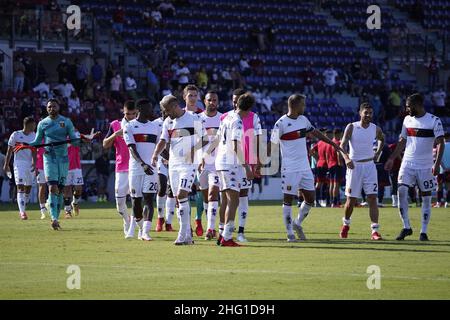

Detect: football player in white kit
[198, 91, 222, 240]
[339, 102, 385, 240]
[385, 93, 445, 241]
[152, 95, 206, 245]
[103, 100, 137, 236]
[3, 117, 37, 220]
[203, 92, 255, 246]
[123, 99, 160, 241]
[271, 94, 349, 242]
[153, 110, 176, 232]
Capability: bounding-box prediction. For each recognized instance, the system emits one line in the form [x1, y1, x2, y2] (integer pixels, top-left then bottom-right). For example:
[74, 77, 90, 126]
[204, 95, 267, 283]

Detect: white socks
[166, 197, 176, 224]
[421, 196, 432, 234]
[398, 185, 411, 229]
[157, 195, 166, 218]
[343, 217, 351, 226]
[116, 197, 130, 226]
[223, 220, 235, 241]
[178, 199, 191, 241]
[17, 192, 26, 213]
[143, 220, 152, 236]
[297, 202, 312, 226]
[371, 223, 380, 233]
[238, 196, 249, 228]
[282, 204, 294, 236]
[207, 201, 219, 231]
[218, 222, 225, 235]
[25, 193, 30, 204]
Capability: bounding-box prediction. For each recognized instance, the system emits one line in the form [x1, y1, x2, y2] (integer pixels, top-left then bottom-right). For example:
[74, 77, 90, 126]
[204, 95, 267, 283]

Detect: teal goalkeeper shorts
[43, 154, 69, 187]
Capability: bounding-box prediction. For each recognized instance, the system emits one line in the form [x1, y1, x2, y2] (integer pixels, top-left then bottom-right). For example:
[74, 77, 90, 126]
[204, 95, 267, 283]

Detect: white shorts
[129, 173, 158, 198]
[240, 166, 253, 190]
[115, 171, 129, 198]
[158, 160, 168, 177]
[14, 165, 34, 186]
[168, 165, 196, 196]
[345, 161, 378, 198]
[37, 169, 46, 184]
[197, 168, 220, 190]
[398, 162, 436, 192]
[218, 166, 243, 192]
[65, 169, 84, 186]
[281, 169, 315, 195]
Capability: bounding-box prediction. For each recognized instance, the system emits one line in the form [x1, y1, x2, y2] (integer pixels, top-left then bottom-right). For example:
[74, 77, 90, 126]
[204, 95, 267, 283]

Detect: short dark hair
[135, 98, 152, 111]
[359, 102, 372, 111]
[205, 90, 218, 97]
[444, 132, 450, 139]
[23, 116, 35, 126]
[407, 93, 424, 107]
[47, 98, 59, 106]
[288, 94, 306, 108]
[333, 128, 342, 135]
[237, 93, 255, 111]
[232, 88, 246, 97]
[183, 84, 199, 97]
[123, 100, 135, 110]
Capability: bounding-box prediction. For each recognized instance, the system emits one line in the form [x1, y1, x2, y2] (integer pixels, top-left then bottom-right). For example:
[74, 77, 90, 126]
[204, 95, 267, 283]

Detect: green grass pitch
[0, 201, 449, 299]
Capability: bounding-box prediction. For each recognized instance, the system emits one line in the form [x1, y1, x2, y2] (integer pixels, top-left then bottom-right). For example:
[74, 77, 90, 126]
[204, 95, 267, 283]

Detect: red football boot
[340, 225, 350, 238]
[156, 217, 164, 232]
[220, 238, 241, 247]
[195, 219, 204, 237]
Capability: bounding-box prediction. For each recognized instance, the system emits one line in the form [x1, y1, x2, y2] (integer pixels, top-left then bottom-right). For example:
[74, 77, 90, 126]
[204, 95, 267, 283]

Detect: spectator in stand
[151, 7, 163, 27]
[432, 86, 447, 117]
[68, 91, 81, 115]
[175, 60, 190, 89]
[371, 94, 382, 124]
[209, 68, 220, 90]
[20, 96, 34, 119]
[75, 58, 88, 98]
[170, 59, 180, 88]
[230, 67, 245, 89]
[23, 56, 36, 92]
[13, 56, 26, 93]
[221, 67, 233, 90]
[112, 6, 125, 35]
[125, 72, 138, 100]
[239, 54, 252, 76]
[56, 58, 69, 84]
[427, 55, 439, 92]
[158, 0, 176, 18]
[146, 66, 159, 102]
[110, 72, 122, 102]
[95, 100, 106, 132]
[261, 94, 273, 113]
[301, 64, 316, 100]
[54, 78, 75, 99]
[105, 62, 115, 91]
[385, 87, 402, 132]
[323, 64, 338, 99]
[249, 55, 264, 76]
[91, 59, 103, 86]
[195, 66, 208, 90]
[33, 78, 50, 97]
[95, 151, 111, 202]
[159, 64, 172, 91]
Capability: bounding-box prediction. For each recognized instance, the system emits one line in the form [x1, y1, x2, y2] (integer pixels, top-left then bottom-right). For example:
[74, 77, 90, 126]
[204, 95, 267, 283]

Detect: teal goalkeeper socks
[49, 193, 60, 221]
[196, 192, 204, 220]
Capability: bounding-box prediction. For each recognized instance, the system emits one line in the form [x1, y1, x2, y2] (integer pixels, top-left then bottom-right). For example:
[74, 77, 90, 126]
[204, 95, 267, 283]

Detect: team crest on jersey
[347, 188, 351, 193]
[287, 186, 292, 191]
[59, 121, 65, 128]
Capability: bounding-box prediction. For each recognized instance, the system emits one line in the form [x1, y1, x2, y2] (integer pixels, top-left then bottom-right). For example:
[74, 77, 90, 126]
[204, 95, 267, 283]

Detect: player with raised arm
[123, 99, 160, 241]
[152, 95, 206, 245]
[103, 100, 136, 236]
[271, 94, 349, 242]
[198, 91, 222, 240]
[3, 117, 37, 220]
[339, 102, 385, 240]
[13, 99, 99, 230]
[385, 93, 445, 241]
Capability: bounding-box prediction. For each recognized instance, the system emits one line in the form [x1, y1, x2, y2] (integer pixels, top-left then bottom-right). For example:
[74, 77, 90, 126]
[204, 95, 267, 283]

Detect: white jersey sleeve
[8, 131, 17, 147]
[123, 123, 135, 146]
[160, 118, 170, 142]
[270, 120, 282, 145]
[434, 117, 445, 138]
[253, 113, 263, 136]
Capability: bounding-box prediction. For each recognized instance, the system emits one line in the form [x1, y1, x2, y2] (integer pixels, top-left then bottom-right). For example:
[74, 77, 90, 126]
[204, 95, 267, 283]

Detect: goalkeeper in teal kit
[14, 99, 99, 230]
